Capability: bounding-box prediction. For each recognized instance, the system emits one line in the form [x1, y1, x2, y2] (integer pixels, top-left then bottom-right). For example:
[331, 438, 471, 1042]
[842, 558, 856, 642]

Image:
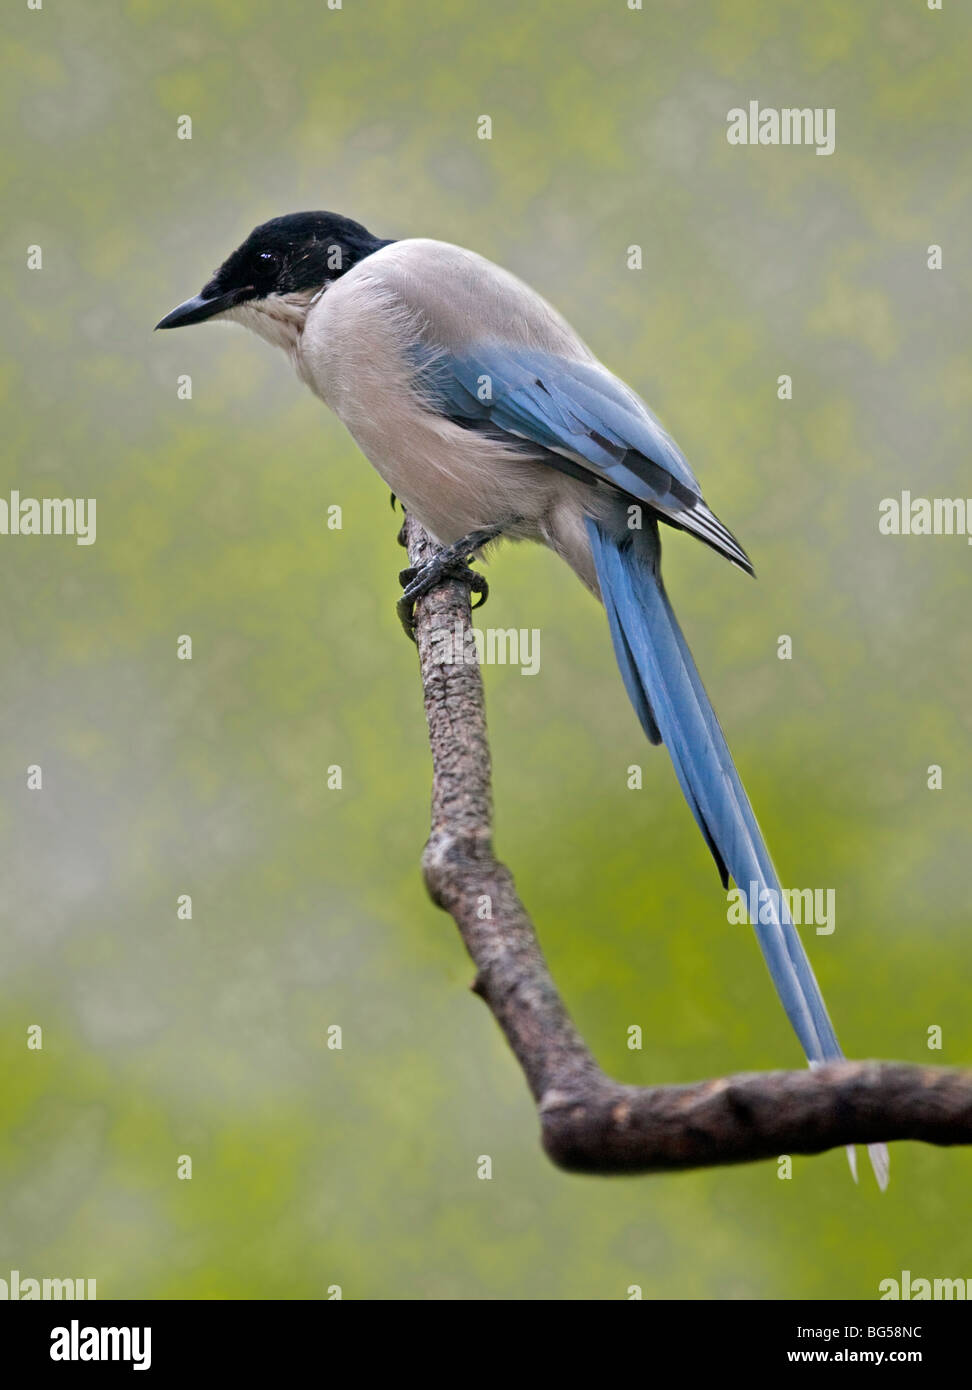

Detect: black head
[155, 212, 391, 330]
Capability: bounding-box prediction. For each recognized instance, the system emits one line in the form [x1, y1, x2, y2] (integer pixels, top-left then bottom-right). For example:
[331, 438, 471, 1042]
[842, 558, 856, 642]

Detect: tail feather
[587, 518, 889, 1188]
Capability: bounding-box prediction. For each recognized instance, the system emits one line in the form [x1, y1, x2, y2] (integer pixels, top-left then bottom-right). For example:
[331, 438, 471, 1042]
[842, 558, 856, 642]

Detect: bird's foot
[397, 559, 489, 640]
[396, 526, 502, 641]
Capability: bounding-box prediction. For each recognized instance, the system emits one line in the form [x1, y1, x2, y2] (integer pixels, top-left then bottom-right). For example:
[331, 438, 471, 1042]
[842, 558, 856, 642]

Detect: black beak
[154, 285, 254, 330]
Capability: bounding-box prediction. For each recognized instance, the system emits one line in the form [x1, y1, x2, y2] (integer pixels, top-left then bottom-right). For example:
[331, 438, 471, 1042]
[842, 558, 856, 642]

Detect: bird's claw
[397, 557, 489, 641]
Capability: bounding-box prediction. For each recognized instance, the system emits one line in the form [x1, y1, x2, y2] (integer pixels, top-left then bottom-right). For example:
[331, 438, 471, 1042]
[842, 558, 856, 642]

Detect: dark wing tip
[666, 498, 755, 575]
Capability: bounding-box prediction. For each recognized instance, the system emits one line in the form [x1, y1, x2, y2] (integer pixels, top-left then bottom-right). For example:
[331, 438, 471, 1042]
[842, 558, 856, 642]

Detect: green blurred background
[1, 0, 969, 1299]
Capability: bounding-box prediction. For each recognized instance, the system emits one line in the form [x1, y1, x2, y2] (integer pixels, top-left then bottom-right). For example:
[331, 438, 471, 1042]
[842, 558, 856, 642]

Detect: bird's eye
[258, 250, 282, 272]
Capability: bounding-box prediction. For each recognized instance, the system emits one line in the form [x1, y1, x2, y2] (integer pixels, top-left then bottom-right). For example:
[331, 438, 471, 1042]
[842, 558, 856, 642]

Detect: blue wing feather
[414, 342, 753, 570]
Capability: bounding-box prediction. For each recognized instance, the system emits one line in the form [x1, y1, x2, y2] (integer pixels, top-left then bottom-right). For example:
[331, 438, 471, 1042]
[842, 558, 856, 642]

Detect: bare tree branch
[401, 513, 972, 1175]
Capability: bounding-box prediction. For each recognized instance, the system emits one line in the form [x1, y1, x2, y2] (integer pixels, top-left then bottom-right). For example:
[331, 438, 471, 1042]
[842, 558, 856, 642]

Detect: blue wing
[414, 342, 752, 572]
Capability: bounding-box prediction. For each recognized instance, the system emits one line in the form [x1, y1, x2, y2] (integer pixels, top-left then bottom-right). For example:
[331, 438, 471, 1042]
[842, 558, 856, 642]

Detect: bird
[157, 211, 889, 1187]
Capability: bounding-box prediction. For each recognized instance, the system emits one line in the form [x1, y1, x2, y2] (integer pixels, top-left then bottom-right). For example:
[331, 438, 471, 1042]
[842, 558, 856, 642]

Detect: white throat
[223, 287, 326, 353]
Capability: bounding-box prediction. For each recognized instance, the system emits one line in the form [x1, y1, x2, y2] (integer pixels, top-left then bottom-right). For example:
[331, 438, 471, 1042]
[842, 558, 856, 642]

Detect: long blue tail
[587, 518, 889, 1188]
